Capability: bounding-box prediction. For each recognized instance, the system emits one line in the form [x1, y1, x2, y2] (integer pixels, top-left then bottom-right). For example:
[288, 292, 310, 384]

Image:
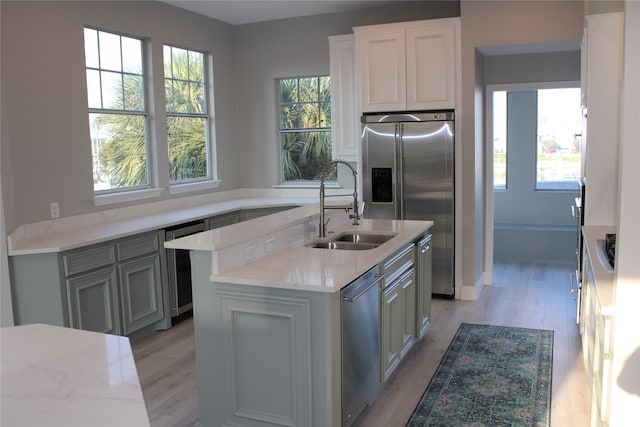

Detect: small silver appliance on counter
[361, 111, 454, 297]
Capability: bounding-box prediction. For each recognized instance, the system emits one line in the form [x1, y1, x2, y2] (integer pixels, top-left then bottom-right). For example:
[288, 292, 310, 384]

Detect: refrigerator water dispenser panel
[372, 168, 393, 203]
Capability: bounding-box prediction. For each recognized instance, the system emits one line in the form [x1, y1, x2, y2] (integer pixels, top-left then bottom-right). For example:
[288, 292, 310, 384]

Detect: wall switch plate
[244, 245, 257, 261]
[50, 202, 59, 219]
[265, 237, 276, 253]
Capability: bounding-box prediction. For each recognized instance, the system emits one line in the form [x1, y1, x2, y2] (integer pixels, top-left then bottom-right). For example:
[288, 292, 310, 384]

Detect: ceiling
[160, 0, 402, 25]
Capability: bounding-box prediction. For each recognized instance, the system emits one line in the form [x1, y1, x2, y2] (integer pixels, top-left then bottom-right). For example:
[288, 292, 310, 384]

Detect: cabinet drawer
[63, 244, 116, 277]
[117, 232, 160, 261]
[382, 243, 415, 285]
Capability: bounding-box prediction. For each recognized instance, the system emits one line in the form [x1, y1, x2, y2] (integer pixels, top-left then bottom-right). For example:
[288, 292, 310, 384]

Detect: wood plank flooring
[131, 262, 589, 427]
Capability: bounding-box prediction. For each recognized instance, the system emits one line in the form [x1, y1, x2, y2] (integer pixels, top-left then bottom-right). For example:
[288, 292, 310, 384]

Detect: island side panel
[190, 250, 342, 427]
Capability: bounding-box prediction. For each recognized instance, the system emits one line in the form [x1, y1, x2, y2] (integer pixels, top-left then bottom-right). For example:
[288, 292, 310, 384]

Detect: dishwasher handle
[342, 273, 386, 303]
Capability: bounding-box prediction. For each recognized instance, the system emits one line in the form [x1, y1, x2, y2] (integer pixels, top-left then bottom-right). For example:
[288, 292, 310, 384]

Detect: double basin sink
[307, 231, 397, 251]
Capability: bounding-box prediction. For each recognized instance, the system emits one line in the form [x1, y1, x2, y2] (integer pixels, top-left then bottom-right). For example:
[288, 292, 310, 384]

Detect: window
[163, 45, 211, 184]
[278, 76, 333, 182]
[84, 28, 149, 192]
[493, 91, 507, 190]
[536, 88, 582, 190]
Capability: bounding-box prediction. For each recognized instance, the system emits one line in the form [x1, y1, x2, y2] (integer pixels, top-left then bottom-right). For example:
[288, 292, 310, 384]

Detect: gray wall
[484, 51, 582, 265]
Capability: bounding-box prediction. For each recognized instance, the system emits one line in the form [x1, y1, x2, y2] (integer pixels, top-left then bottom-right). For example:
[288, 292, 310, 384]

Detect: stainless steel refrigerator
[362, 111, 454, 296]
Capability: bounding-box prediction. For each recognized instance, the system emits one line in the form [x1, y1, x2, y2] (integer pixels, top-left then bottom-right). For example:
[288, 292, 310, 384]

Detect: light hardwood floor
[132, 262, 589, 427]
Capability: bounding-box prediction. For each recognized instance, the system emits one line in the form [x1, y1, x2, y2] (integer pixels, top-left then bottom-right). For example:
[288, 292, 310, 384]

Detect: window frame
[486, 81, 581, 194]
[277, 75, 333, 185]
[534, 87, 582, 191]
[163, 44, 218, 192]
[84, 26, 156, 201]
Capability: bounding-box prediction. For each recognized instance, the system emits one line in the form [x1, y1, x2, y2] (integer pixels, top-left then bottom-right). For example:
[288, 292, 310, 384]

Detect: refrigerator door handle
[396, 123, 404, 219]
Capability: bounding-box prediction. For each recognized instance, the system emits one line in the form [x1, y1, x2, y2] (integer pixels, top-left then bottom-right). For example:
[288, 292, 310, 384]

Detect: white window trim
[168, 179, 221, 195]
[93, 188, 164, 206]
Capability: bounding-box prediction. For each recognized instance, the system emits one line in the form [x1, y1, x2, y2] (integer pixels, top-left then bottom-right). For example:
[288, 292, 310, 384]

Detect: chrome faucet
[319, 159, 360, 238]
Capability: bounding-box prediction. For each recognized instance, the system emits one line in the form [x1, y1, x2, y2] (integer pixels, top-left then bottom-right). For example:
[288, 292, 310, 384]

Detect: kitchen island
[165, 206, 432, 427]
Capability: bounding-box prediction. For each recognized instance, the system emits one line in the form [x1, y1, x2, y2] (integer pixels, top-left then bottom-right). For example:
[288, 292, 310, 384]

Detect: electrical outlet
[265, 237, 276, 253]
[244, 245, 257, 261]
[50, 202, 59, 219]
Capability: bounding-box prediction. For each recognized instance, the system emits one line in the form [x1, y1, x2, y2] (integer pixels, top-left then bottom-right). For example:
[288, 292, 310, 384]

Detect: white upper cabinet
[355, 18, 460, 113]
[581, 12, 624, 227]
[329, 34, 359, 162]
[354, 26, 406, 112]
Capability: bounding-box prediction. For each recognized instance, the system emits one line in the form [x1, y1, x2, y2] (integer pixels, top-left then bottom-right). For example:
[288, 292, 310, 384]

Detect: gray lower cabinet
[381, 278, 403, 380]
[118, 253, 164, 334]
[207, 211, 240, 230]
[10, 230, 167, 337]
[416, 235, 433, 338]
[379, 243, 416, 381]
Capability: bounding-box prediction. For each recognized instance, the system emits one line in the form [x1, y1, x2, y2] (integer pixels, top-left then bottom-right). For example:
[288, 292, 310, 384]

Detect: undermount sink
[306, 231, 397, 251]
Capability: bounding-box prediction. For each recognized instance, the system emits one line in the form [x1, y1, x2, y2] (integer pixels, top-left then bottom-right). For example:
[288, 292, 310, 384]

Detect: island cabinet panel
[217, 292, 312, 426]
[190, 252, 342, 427]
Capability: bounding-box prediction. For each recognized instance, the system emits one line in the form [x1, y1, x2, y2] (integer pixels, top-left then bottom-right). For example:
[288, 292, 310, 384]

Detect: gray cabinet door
[417, 236, 432, 338]
[119, 253, 164, 334]
[381, 279, 402, 381]
[207, 211, 240, 230]
[399, 268, 416, 358]
[66, 268, 120, 335]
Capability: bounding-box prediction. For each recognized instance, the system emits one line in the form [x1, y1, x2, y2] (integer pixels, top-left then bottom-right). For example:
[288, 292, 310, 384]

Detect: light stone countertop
[165, 201, 433, 293]
[208, 218, 432, 293]
[7, 193, 318, 255]
[0, 324, 149, 426]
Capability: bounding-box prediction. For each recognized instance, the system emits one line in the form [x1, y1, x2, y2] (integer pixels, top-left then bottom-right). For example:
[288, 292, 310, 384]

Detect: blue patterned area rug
[406, 323, 553, 427]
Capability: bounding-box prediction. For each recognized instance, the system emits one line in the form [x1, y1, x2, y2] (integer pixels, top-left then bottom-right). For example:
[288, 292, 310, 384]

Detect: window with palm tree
[85, 28, 149, 192]
[279, 76, 335, 182]
[164, 45, 211, 184]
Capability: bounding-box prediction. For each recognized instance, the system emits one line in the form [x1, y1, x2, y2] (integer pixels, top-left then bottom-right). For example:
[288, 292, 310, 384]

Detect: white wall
[609, 1, 640, 422]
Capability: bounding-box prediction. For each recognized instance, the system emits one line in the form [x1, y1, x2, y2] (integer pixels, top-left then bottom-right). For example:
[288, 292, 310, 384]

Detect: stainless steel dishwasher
[341, 267, 385, 426]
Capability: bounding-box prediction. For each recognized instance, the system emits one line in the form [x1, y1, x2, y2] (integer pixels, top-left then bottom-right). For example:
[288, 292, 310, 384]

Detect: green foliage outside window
[279, 77, 334, 182]
[164, 46, 209, 182]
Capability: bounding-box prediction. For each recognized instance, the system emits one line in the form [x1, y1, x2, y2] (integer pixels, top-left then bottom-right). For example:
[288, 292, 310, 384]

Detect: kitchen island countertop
[1, 324, 149, 426]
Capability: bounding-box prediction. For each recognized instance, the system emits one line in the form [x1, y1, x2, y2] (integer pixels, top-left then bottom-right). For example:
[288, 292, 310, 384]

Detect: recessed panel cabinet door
[357, 27, 406, 112]
[66, 268, 120, 335]
[406, 23, 455, 110]
[381, 280, 402, 381]
[119, 254, 164, 335]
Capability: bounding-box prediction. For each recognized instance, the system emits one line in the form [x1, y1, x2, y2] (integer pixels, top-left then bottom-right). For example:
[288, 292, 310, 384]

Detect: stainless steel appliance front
[341, 267, 384, 426]
[362, 111, 454, 296]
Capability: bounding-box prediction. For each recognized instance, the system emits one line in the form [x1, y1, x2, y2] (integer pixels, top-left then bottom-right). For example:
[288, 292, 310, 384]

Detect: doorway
[485, 83, 582, 280]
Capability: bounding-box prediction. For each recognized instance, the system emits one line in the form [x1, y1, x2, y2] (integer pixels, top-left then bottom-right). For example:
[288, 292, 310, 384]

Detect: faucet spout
[319, 159, 360, 238]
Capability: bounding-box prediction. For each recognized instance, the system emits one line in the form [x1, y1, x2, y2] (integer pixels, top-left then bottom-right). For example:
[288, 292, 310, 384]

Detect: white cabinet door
[406, 22, 456, 110]
[356, 26, 406, 112]
[329, 34, 358, 162]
